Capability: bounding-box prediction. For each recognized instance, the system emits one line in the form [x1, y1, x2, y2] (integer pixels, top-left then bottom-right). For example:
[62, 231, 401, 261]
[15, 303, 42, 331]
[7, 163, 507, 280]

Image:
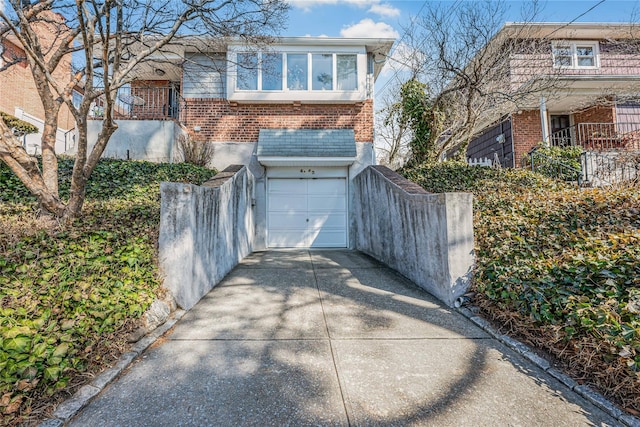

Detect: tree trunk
[41, 110, 60, 195]
[0, 118, 65, 216]
[65, 117, 89, 220]
[29, 63, 63, 216]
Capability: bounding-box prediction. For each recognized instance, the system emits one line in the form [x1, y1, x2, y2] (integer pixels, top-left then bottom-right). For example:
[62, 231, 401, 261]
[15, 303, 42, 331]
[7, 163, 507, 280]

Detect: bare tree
[394, 0, 567, 162]
[375, 79, 413, 170]
[0, 0, 288, 220]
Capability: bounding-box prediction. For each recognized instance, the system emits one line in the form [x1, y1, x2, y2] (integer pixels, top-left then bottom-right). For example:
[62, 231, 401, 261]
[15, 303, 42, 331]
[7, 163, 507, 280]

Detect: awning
[257, 129, 356, 167]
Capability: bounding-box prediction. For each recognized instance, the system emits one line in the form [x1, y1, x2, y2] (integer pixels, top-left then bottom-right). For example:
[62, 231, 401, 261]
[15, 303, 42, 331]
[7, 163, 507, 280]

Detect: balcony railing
[550, 122, 640, 151]
[89, 84, 181, 120]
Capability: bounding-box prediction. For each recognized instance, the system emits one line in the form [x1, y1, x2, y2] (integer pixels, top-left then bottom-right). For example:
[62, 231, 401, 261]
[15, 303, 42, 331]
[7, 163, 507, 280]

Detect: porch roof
[257, 129, 356, 167]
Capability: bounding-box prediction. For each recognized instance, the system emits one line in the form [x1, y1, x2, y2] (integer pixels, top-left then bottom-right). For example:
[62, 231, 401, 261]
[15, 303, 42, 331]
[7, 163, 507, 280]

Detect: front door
[550, 114, 572, 146]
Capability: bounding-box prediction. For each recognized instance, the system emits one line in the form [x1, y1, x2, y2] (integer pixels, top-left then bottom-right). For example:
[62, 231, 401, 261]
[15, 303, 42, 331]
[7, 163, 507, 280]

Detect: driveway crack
[310, 250, 352, 427]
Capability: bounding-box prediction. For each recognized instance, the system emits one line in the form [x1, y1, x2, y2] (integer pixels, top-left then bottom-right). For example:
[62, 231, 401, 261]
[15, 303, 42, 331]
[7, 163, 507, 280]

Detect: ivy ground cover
[0, 158, 216, 425]
[402, 162, 640, 415]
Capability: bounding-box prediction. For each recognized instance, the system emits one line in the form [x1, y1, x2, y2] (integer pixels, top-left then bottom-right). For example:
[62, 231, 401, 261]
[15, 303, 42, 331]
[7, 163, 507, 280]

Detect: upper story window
[262, 53, 283, 91]
[235, 51, 358, 92]
[552, 41, 599, 69]
[287, 53, 308, 90]
[237, 52, 259, 90]
[337, 54, 358, 90]
[72, 90, 83, 109]
[312, 54, 333, 90]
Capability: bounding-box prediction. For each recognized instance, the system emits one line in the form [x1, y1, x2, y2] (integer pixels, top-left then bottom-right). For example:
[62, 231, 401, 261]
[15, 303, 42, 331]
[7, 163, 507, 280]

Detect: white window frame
[552, 41, 600, 69]
[235, 52, 260, 91]
[233, 51, 360, 93]
[228, 45, 367, 103]
[261, 52, 284, 91]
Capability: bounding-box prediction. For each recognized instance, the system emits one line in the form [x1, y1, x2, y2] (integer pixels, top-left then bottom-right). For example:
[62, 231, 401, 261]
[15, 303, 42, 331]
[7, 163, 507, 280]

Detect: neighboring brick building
[91, 36, 394, 249]
[0, 14, 76, 154]
[465, 23, 640, 167]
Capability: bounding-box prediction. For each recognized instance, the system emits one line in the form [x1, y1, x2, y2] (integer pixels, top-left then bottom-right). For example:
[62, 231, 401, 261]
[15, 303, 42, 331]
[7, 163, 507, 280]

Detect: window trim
[261, 52, 284, 91]
[235, 52, 260, 91]
[233, 51, 359, 93]
[552, 41, 600, 69]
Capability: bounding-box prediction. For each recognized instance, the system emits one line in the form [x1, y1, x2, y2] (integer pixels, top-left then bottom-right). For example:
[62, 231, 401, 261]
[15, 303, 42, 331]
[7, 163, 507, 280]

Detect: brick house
[464, 23, 640, 168]
[0, 16, 78, 154]
[91, 36, 394, 249]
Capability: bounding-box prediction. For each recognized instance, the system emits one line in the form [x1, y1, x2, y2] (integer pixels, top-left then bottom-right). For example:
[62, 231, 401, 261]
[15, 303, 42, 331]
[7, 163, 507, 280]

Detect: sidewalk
[67, 250, 619, 426]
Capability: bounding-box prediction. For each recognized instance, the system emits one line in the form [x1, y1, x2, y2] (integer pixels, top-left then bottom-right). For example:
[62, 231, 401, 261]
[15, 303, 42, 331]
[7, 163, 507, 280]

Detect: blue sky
[284, 0, 640, 98]
[285, 1, 639, 38]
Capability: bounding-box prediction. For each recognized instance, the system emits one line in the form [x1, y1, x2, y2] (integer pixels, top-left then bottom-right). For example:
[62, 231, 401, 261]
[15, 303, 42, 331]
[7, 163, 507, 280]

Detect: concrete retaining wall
[159, 165, 254, 309]
[87, 120, 177, 162]
[353, 165, 474, 307]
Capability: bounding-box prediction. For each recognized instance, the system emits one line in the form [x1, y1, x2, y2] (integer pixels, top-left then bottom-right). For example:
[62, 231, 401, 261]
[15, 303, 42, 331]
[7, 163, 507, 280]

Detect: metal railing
[528, 147, 583, 185]
[581, 150, 640, 186]
[550, 122, 640, 151]
[89, 84, 181, 120]
[549, 126, 575, 147]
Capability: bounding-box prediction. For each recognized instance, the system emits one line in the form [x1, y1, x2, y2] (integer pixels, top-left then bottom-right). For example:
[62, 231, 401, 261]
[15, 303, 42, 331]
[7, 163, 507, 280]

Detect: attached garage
[267, 174, 347, 248]
[257, 129, 357, 249]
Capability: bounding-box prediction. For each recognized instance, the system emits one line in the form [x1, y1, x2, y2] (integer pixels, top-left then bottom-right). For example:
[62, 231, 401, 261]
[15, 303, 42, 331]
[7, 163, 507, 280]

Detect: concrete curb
[457, 306, 640, 427]
[37, 309, 186, 427]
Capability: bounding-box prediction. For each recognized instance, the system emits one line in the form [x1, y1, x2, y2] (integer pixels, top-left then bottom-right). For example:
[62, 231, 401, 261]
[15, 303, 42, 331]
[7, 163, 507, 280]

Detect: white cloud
[368, 3, 400, 18]
[340, 18, 399, 39]
[380, 42, 410, 76]
[288, 0, 391, 13]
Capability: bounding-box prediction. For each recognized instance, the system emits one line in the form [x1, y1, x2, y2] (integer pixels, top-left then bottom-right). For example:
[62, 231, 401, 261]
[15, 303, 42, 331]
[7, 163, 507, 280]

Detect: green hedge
[0, 158, 216, 422]
[0, 112, 39, 135]
[402, 161, 640, 410]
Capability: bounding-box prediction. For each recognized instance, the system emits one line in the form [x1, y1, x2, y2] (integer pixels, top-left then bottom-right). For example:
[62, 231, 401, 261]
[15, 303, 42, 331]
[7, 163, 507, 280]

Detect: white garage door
[268, 178, 347, 248]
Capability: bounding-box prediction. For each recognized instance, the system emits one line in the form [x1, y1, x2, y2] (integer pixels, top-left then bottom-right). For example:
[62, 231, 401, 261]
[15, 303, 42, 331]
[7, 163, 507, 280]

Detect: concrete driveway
[68, 250, 619, 426]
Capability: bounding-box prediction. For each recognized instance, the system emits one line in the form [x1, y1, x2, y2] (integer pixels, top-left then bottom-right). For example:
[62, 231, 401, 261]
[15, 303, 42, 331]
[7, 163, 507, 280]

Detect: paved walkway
[69, 250, 618, 426]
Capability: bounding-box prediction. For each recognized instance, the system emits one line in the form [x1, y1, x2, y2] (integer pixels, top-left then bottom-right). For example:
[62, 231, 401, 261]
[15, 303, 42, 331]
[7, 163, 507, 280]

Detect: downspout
[540, 96, 549, 145]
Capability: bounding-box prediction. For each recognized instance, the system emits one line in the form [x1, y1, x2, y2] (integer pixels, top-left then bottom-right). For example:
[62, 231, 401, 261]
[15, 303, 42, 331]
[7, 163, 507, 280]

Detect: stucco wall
[87, 120, 177, 162]
[158, 165, 254, 310]
[353, 166, 474, 307]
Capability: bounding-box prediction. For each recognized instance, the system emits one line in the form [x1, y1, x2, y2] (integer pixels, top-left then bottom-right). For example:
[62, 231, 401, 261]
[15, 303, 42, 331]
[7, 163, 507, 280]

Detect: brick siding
[181, 99, 374, 143]
[573, 104, 616, 125]
[511, 110, 543, 167]
[0, 17, 75, 130]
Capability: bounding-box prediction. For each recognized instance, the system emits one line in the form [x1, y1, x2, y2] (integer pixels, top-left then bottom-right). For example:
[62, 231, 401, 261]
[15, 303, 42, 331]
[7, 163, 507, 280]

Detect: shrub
[522, 144, 584, 182]
[176, 134, 215, 168]
[401, 161, 640, 412]
[0, 158, 216, 424]
[0, 112, 39, 135]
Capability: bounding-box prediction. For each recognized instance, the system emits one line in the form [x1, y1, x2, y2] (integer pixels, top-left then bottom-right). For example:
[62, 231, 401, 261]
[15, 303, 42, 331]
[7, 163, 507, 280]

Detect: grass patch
[0, 158, 216, 424]
[402, 162, 640, 414]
